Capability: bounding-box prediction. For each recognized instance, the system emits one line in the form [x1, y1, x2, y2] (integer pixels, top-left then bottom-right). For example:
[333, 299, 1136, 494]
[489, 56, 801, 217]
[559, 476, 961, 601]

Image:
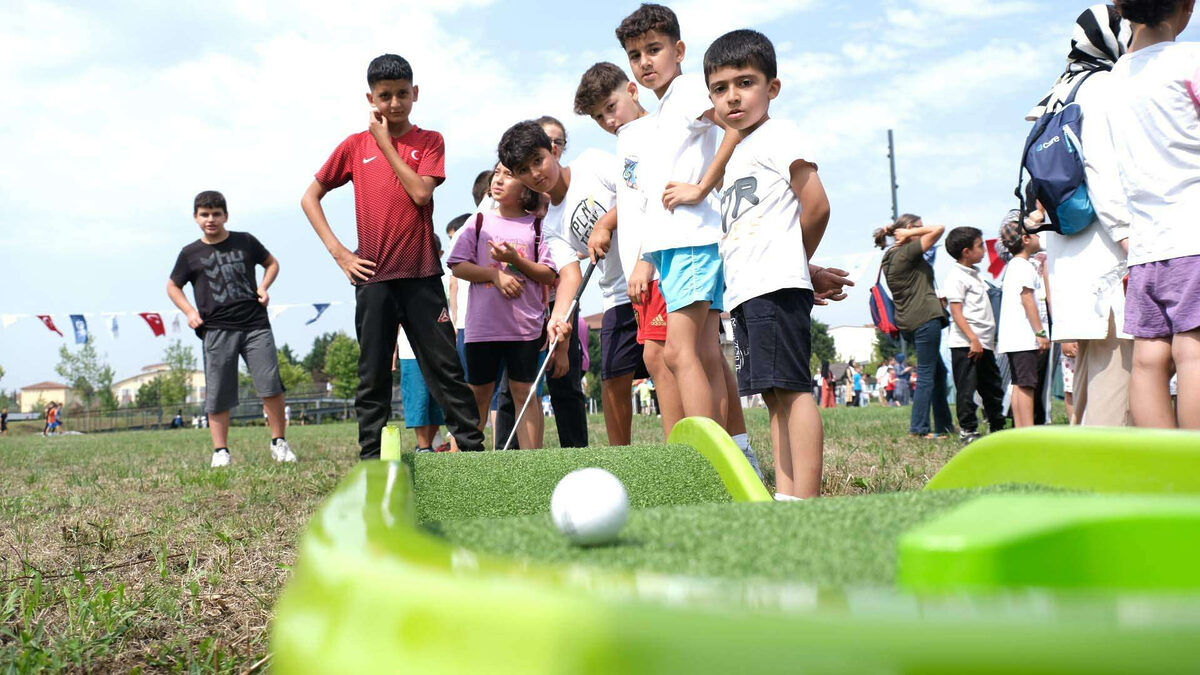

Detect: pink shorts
[1124, 254, 1200, 339]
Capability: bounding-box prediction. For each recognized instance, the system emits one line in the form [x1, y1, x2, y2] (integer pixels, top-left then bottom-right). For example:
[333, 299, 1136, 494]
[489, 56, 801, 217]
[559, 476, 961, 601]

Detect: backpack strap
[531, 217, 543, 262]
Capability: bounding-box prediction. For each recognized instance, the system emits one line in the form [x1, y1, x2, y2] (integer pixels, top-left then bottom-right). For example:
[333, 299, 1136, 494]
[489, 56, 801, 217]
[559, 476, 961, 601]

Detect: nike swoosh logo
[363, 156, 377, 164]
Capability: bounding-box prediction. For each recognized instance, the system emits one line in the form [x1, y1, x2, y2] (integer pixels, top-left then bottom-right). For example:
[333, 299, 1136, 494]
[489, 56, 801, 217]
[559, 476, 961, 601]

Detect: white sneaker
[271, 438, 297, 463]
[211, 449, 231, 468]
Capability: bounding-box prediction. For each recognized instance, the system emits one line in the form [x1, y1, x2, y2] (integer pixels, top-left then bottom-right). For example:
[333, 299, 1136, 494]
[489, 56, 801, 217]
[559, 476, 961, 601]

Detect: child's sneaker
[959, 430, 982, 444]
[271, 438, 297, 463]
[211, 449, 232, 468]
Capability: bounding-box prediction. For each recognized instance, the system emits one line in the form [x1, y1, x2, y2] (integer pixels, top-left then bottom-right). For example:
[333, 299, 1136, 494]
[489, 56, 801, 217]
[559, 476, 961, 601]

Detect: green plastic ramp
[925, 427, 1200, 493]
[899, 494, 1200, 592]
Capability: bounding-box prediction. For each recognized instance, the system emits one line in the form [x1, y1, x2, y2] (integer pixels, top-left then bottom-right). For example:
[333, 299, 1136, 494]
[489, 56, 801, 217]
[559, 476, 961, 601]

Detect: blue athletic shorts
[400, 359, 445, 428]
[651, 244, 724, 313]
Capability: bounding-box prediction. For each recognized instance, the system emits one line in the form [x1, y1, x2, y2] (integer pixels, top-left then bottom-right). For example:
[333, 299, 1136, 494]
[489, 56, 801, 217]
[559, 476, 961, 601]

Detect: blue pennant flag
[305, 303, 331, 326]
[70, 314, 89, 344]
[110, 315, 119, 339]
[923, 245, 938, 266]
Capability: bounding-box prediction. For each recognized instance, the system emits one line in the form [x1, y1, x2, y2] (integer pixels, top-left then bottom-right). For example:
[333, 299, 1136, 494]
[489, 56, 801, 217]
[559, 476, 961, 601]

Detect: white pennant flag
[1, 314, 21, 329]
[270, 304, 290, 320]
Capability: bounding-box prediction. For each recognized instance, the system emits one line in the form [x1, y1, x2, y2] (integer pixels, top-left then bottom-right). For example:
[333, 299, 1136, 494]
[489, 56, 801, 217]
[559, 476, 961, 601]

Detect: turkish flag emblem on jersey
[37, 315, 63, 336]
[139, 312, 166, 337]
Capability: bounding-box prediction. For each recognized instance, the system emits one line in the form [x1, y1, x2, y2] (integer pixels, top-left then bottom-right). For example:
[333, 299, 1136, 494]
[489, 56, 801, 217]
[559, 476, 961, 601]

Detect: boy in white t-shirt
[996, 218, 1050, 428]
[704, 30, 833, 500]
[1107, 0, 1200, 429]
[612, 4, 740, 425]
[943, 226, 1006, 442]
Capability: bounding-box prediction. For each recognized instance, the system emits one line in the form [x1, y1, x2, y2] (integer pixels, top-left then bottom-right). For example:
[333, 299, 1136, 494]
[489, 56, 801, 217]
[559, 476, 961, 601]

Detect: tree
[324, 333, 360, 399]
[161, 340, 197, 406]
[135, 376, 163, 408]
[55, 337, 117, 410]
[303, 332, 338, 378]
[279, 343, 299, 366]
[278, 353, 313, 391]
[873, 328, 902, 366]
[809, 318, 837, 373]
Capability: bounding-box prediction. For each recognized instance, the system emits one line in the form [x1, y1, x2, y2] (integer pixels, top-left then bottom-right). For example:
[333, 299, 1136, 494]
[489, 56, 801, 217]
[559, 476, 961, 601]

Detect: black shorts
[730, 288, 814, 396]
[601, 304, 649, 381]
[464, 339, 542, 385]
[1007, 349, 1041, 388]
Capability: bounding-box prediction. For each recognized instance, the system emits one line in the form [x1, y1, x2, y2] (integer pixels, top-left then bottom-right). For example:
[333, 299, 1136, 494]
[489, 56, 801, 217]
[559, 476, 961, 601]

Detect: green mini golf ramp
[925, 426, 1200, 493]
[272, 420, 1200, 674]
[899, 494, 1200, 593]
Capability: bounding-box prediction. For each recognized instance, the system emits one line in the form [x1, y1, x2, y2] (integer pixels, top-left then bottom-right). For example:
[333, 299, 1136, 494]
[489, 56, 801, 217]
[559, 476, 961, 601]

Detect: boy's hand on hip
[662, 181, 706, 212]
[494, 269, 524, 299]
[587, 226, 612, 263]
[256, 287, 270, 307]
[368, 108, 390, 145]
[185, 310, 204, 330]
[334, 247, 377, 283]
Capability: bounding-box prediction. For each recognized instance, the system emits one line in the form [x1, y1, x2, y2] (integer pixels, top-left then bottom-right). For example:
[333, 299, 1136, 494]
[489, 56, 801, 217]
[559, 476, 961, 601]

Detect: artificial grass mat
[406, 443, 731, 524]
[426, 486, 1049, 587]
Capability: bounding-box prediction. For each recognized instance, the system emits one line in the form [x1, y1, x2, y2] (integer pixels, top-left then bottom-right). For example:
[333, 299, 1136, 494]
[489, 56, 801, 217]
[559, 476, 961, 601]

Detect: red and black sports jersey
[315, 126, 446, 283]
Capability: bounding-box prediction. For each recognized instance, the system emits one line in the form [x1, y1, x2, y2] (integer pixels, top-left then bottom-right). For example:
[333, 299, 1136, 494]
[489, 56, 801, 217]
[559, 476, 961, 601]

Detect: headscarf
[1026, 4, 1132, 121]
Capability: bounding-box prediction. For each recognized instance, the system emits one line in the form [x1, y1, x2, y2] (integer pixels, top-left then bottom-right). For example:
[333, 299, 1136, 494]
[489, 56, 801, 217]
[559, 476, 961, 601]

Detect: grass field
[0, 404, 1046, 672]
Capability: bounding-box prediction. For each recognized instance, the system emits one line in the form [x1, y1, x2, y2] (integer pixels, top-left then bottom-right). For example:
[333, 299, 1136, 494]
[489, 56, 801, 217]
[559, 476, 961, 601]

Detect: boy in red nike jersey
[301, 53, 484, 457]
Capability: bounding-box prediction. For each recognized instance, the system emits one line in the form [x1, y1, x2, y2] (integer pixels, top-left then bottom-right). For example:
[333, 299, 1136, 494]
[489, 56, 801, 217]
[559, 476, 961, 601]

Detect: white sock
[732, 433, 749, 450]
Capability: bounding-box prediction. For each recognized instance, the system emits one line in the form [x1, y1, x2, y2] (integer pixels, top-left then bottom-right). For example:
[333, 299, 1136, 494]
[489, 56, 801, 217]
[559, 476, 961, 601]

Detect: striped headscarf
[1026, 4, 1132, 121]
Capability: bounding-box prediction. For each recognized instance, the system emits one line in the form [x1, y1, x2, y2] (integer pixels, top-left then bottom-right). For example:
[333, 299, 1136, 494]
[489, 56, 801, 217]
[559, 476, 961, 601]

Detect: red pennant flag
[139, 312, 166, 337]
[37, 314, 63, 337]
[985, 238, 1006, 279]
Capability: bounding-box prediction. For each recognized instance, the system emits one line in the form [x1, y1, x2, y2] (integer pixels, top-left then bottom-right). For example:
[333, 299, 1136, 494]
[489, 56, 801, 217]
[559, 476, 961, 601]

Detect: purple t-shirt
[447, 212, 556, 343]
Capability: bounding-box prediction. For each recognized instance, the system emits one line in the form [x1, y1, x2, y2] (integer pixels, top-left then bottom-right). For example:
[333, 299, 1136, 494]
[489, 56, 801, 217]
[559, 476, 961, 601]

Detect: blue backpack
[1015, 74, 1095, 236]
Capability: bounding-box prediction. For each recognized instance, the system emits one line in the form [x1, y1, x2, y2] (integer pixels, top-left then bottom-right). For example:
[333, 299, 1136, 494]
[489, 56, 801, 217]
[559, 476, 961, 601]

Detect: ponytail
[873, 213, 923, 249]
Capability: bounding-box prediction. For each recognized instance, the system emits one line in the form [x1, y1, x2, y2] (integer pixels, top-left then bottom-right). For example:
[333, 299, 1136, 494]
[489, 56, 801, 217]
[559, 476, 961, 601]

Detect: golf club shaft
[502, 261, 597, 451]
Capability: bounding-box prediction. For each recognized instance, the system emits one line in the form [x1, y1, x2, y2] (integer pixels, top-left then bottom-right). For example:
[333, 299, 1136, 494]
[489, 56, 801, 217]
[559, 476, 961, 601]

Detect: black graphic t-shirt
[170, 231, 271, 333]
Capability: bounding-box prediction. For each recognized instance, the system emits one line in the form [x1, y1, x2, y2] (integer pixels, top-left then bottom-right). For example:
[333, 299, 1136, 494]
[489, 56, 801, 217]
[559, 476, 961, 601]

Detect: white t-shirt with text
[543, 149, 629, 310]
[615, 116, 657, 283]
[718, 118, 814, 311]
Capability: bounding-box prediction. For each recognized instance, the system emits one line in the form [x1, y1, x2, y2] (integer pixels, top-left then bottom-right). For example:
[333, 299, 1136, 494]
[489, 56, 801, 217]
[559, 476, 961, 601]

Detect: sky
[2, 0, 1197, 392]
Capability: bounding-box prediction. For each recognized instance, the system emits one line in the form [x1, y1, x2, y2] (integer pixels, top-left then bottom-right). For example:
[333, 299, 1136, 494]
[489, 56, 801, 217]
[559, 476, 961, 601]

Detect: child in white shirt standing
[705, 29, 832, 499]
[1107, 0, 1200, 429]
[996, 218, 1050, 428]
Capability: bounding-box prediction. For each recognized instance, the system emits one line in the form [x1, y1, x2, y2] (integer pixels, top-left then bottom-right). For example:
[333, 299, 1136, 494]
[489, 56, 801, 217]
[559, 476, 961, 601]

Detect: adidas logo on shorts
[650, 314, 666, 327]
[436, 308, 451, 323]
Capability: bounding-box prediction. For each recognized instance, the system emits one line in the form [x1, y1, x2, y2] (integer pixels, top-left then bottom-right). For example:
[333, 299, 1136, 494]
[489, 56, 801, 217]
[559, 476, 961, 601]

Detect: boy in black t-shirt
[168, 191, 297, 468]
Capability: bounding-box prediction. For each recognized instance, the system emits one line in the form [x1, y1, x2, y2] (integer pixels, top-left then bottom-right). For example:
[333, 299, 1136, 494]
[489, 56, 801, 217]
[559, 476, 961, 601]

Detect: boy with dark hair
[704, 29, 835, 499]
[168, 190, 296, 467]
[301, 54, 484, 457]
[611, 3, 739, 428]
[944, 226, 1006, 443]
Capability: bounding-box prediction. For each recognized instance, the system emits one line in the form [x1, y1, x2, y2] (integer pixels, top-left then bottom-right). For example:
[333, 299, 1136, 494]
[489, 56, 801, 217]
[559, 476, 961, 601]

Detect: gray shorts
[202, 328, 284, 413]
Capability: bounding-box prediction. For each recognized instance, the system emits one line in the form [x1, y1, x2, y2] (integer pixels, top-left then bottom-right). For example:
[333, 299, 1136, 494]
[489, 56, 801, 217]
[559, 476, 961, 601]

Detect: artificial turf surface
[405, 443, 731, 523]
[427, 486, 1047, 587]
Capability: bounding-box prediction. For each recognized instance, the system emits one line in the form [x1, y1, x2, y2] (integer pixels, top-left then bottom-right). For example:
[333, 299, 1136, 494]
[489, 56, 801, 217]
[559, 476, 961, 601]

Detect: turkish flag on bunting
[36, 315, 63, 337]
[138, 312, 166, 337]
[985, 238, 1006, 279]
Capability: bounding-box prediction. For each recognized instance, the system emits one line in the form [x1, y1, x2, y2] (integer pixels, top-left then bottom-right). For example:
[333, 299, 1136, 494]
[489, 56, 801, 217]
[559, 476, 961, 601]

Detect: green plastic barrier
[273, 461, 1200, 673]
[899, 494, 1200, 592]
[925, 427, 1200, 493]
[667, 417, 772, 503]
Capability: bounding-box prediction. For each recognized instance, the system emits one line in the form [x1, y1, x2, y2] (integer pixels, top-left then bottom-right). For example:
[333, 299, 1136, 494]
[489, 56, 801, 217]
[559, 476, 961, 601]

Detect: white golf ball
[550, 468, 629, 546]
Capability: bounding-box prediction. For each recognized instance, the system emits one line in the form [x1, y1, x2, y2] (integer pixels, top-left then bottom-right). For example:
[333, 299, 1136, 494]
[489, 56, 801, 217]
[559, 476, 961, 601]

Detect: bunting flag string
[2, 302, 344, 339]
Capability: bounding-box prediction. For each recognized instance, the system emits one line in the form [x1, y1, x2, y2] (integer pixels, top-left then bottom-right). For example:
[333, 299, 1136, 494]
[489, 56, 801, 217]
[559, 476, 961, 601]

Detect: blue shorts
[651, 244, 724, 313]
[400, 359, 445, 428]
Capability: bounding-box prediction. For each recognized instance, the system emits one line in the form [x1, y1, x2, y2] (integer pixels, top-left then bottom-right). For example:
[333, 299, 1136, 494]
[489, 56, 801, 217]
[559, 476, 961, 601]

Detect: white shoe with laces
[211, 449, 231, 468]
[271, 438, 297, 463]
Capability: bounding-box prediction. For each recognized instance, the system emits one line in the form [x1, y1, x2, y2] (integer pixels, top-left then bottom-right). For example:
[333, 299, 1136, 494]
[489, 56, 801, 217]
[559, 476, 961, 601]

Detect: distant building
[828, 325, 877, 364]
[18, 381, 74, 413]
[111, 364, 205, 406]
